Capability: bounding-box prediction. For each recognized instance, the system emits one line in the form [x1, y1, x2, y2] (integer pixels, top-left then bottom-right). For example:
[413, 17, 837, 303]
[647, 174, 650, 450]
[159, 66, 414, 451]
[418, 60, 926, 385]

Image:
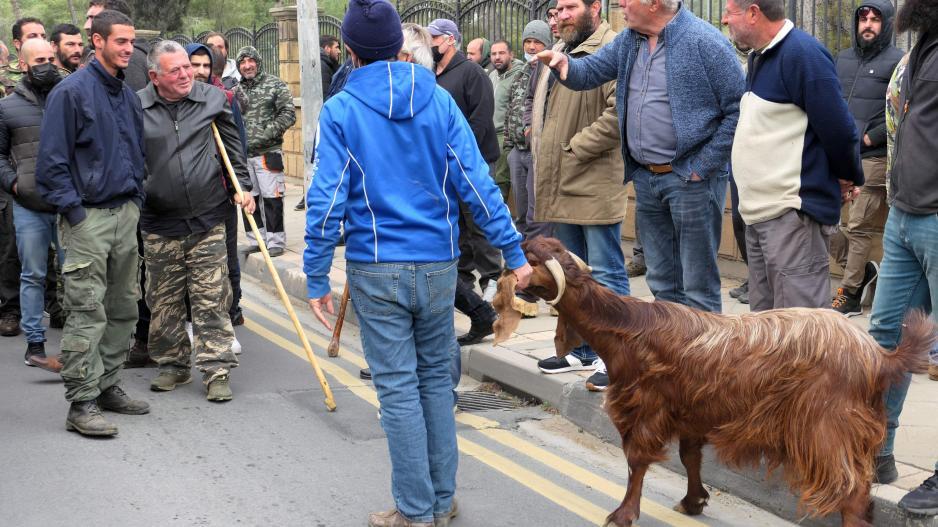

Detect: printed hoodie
[303, 61, 525, 298]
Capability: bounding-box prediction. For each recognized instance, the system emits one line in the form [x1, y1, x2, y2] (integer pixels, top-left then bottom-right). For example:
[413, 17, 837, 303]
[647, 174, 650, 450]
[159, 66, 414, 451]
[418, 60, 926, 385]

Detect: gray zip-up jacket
[137, 81, 251, 221]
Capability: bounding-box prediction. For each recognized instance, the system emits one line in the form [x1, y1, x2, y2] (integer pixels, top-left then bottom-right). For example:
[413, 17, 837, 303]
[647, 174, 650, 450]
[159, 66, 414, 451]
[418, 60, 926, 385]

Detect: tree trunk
[9, 0, 21, 21]
[66, 0, 79, 25]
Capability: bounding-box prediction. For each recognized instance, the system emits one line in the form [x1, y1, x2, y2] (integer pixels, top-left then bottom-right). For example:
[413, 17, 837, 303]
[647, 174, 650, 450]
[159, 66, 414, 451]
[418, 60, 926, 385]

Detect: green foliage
[182, 0, 279, 34]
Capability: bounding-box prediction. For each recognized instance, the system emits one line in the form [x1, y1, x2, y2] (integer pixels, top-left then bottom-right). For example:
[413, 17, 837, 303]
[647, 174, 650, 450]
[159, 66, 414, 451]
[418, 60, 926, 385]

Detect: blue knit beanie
[341, 0, 404, 61]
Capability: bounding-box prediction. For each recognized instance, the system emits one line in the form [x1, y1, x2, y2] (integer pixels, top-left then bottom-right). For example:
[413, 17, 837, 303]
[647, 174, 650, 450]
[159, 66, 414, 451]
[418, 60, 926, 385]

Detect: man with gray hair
[137, 40, 255, 402]
[722, 0, 862, 311]
[398, 23, 434, 70]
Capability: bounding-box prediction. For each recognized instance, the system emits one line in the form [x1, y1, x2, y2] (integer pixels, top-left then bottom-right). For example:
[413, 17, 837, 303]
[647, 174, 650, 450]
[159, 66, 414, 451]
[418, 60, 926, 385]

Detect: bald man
[466, 37, 493, 73]
[0, 38, 66, 370]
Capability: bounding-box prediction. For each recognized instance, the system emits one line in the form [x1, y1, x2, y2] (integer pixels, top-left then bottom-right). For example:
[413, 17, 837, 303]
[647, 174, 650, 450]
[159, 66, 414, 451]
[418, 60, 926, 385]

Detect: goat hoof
[674, 498, 708, 516]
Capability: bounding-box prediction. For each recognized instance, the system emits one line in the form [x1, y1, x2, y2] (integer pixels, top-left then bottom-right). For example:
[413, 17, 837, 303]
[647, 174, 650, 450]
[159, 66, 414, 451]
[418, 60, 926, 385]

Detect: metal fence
[164, 23, 281, 77]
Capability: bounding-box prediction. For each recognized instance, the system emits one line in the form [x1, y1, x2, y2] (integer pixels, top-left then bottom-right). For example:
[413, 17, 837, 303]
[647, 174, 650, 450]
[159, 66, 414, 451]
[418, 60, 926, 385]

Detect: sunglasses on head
[858, 6, 881, 17]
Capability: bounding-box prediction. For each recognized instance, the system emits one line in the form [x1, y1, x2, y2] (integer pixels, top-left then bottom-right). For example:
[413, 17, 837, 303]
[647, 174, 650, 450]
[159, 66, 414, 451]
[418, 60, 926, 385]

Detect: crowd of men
[0, 0, 295, 435]
[1, 0, 937, 523]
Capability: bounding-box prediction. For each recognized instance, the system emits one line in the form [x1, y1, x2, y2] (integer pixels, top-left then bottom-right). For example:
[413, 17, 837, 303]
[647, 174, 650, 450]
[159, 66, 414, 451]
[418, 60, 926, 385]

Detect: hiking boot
[831, 287, 862, 317]
[367, 508, 432, 527]
[737, 289, 749, 304]
[513, 296, 539, 318]
[207, 375, 233, 402]
[586, 359, 609, 392]
[150, 370, 192, 392]
[434, 498, 458, 527]
[0, 313, 20, 336]
[360, 368, 372, 380]
[66, 400, 118, 437]
[729, 280, 748, 299]
[457, 302, 496, 346]
[293, 196, 305, 211]
[538, 354, 597, 374]
[125, 337, 157, 368]
[25, 342, 62, 373]
[97, 385, 150, 415]
[930, 364, 938, 382]
[899, 470, 938, 516]
[627, 259, 646, 278]
[858, 261, 880, 305]
[874, 454, 898, 484]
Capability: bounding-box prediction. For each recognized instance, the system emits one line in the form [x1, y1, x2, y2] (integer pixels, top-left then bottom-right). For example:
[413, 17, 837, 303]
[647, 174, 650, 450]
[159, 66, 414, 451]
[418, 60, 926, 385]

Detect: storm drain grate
[455, 391, 522, 412]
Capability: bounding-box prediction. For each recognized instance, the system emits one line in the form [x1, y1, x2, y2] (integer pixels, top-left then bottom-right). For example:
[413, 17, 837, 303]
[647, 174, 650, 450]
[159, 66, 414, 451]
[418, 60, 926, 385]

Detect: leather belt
[645, 163, 673, 174]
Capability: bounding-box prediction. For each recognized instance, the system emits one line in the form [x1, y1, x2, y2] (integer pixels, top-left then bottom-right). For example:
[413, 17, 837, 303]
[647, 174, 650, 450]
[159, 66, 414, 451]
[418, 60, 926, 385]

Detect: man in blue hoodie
[304, 2, 531, 525]
[36, 10, 150, 437]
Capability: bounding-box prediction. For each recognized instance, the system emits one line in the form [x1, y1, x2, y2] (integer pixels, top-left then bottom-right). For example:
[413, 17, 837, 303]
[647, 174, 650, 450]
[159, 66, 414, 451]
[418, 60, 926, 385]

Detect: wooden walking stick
[326, 282, 350, 357]
[212, 123, 336, 412]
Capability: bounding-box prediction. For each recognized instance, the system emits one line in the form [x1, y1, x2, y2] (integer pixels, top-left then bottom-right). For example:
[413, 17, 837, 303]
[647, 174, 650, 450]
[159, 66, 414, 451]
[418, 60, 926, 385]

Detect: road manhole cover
[456, 391, 522, 412]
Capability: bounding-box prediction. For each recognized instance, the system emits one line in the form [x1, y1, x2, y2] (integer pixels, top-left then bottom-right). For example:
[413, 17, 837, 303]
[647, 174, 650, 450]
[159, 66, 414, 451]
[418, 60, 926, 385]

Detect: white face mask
[524, 52, 535, 62]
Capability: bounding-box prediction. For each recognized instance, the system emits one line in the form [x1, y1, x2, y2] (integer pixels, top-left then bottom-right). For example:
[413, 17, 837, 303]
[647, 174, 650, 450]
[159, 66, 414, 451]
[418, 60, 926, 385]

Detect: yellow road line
[243, 318, 612, 525]
[243, 301, 703, 526]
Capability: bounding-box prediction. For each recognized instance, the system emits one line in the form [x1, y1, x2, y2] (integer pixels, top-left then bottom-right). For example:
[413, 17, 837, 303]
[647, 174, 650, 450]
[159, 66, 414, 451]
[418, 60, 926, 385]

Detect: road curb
[240, 251, 936, 527]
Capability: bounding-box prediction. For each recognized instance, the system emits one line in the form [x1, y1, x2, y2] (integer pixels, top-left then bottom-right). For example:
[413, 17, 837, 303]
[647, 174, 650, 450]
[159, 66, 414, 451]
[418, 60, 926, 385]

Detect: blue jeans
[868, 208, 938, 458]
[348, 259, 459, 523]
[12, 203, 62, 343]
[553, 222, 630, 361]
[633, 169, 727, 313]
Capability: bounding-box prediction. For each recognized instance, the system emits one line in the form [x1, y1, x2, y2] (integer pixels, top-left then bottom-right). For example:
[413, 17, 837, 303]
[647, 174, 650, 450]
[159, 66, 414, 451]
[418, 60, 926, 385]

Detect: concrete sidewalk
[240, 181, 937, 526]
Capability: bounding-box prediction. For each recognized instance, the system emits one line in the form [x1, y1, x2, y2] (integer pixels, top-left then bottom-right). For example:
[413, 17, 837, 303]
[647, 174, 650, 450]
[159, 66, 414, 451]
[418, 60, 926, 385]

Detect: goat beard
[492, 272, 522, 344]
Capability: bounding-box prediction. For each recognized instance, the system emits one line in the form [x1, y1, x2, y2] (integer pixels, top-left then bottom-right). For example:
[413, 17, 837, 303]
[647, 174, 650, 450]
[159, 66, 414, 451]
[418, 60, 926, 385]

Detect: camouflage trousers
[143, 223, 237, 384]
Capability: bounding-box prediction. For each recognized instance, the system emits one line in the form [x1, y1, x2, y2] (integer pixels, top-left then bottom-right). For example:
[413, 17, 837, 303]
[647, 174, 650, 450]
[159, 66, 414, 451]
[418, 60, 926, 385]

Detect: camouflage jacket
[503, 62, 535, 151]
[239, 71, 296, 156]
[0, 65, 25, 97]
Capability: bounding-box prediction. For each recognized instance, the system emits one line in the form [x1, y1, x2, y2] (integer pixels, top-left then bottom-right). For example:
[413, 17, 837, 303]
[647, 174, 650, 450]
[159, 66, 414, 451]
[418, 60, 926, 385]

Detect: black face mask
[28, 63, 62, 91]
[431, 45, 445, 65]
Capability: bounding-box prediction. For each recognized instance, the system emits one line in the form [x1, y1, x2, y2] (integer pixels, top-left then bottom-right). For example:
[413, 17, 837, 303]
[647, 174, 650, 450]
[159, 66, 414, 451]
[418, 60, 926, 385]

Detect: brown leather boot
[0, 312, 20, 336]
[124, 338, 157, 368]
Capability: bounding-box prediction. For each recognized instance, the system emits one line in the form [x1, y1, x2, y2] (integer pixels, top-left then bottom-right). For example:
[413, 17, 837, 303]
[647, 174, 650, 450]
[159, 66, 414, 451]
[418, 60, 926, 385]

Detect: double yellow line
[240, 298, 705, 527]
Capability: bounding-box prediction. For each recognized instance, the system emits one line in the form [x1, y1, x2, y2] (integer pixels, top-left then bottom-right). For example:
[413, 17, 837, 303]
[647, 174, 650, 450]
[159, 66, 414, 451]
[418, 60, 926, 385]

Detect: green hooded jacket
[235, 46, 297, 156]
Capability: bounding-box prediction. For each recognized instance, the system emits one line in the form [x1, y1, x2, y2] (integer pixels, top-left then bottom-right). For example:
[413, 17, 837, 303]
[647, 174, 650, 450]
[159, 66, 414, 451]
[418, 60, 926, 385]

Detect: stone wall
[270, 4, 307, 183]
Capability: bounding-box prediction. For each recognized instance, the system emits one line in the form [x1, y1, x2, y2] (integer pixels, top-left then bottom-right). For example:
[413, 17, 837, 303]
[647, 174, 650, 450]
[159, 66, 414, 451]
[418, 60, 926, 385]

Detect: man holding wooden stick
[304, 1, 531, 525]
[137, 40, 254, 402]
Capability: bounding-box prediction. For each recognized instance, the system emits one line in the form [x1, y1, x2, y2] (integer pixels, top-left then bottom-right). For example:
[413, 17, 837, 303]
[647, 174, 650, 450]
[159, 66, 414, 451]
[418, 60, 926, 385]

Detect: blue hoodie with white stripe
[304, 61, 525, 298]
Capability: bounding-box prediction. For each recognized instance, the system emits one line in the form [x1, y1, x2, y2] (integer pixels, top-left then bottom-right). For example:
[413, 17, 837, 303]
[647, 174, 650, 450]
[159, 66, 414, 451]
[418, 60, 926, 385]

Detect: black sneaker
[874, 453, 898, 484]
[899, 471, 938, 516]
[25, 341, 46, 366]
[729, 280, 748, 299]
[537, 355, 596, 374]
[859, 261, 880, 305]
[831, 287, 862, 317]
[585, 360, 608, 391]
[293, 197, 305, 211]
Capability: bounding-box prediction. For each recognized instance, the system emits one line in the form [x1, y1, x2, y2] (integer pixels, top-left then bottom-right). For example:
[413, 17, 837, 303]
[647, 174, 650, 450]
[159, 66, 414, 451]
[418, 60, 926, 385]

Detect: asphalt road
[0, 276, 796, 527]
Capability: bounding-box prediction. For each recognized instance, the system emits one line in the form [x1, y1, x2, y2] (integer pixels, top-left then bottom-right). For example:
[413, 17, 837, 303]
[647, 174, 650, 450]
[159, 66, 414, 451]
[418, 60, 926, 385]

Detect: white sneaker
[185, 322, 193, 343]
[231, 336, 242, 355]
[482, 281, 497, 303]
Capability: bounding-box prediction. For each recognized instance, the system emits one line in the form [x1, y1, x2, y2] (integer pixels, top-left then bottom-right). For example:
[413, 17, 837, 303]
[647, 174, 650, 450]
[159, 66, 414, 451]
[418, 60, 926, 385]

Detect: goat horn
[566, 251, 592, 273]
[544, 258, 567, 306]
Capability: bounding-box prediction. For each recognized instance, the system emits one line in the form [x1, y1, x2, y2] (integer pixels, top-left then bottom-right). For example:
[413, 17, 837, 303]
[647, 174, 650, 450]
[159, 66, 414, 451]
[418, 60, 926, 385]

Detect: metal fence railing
[162, 24, 281, 77]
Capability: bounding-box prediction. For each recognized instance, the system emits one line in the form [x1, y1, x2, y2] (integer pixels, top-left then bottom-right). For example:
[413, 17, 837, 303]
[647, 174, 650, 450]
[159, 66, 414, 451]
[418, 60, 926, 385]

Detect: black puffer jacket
[436, 52, 499, 164]
[0, 80, 55, 212]
[835, 0, 904, 159]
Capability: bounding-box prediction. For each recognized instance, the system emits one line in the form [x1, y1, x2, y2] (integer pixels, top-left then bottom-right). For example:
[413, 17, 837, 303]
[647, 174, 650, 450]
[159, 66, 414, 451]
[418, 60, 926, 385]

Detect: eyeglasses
[858, 6, 881, 17]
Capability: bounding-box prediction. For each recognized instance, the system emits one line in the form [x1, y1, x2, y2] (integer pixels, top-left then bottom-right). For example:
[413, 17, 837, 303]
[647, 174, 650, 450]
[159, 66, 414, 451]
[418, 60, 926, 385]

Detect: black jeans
[0, 196, 20, 317]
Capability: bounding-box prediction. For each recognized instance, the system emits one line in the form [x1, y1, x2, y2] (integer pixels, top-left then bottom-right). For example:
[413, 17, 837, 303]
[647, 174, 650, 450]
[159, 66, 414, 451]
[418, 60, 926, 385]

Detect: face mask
[431, 45, 445, 65]
[523, 52, 535, 62]
[28, 63, 62, 91]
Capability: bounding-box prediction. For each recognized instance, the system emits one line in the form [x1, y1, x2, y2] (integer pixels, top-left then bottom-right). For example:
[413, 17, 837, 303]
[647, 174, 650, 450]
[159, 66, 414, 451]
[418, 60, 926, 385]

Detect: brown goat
[493, 237, 935, 527]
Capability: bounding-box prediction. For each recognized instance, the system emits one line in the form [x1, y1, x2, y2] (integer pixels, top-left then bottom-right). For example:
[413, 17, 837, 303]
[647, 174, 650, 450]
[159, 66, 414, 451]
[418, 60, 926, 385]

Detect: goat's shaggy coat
[494, 237, 935, 527]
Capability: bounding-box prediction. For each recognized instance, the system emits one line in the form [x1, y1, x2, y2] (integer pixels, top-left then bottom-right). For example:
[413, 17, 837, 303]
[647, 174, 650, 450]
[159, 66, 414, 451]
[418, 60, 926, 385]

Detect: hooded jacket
[36, 58, 146, 226]
[835, 0, 904, 160]
[435, 51, 499, 163]
[490, 58, 526, 135]
[235, 46, 297, 157]
[0, 78, 58, 212]
[186, 43, 248, 154]
[303, 61, 525, 298]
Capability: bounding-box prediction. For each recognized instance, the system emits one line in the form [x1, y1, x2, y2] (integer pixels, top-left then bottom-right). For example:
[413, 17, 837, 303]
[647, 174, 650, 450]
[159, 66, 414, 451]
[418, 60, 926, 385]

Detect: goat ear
[493, 272, 523, 344]
[554, 311, 581, 358]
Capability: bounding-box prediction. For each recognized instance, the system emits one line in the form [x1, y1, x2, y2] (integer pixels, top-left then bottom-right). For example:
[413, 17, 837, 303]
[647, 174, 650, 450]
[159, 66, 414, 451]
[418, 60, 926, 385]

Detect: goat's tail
[881, 310, 935, 385]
